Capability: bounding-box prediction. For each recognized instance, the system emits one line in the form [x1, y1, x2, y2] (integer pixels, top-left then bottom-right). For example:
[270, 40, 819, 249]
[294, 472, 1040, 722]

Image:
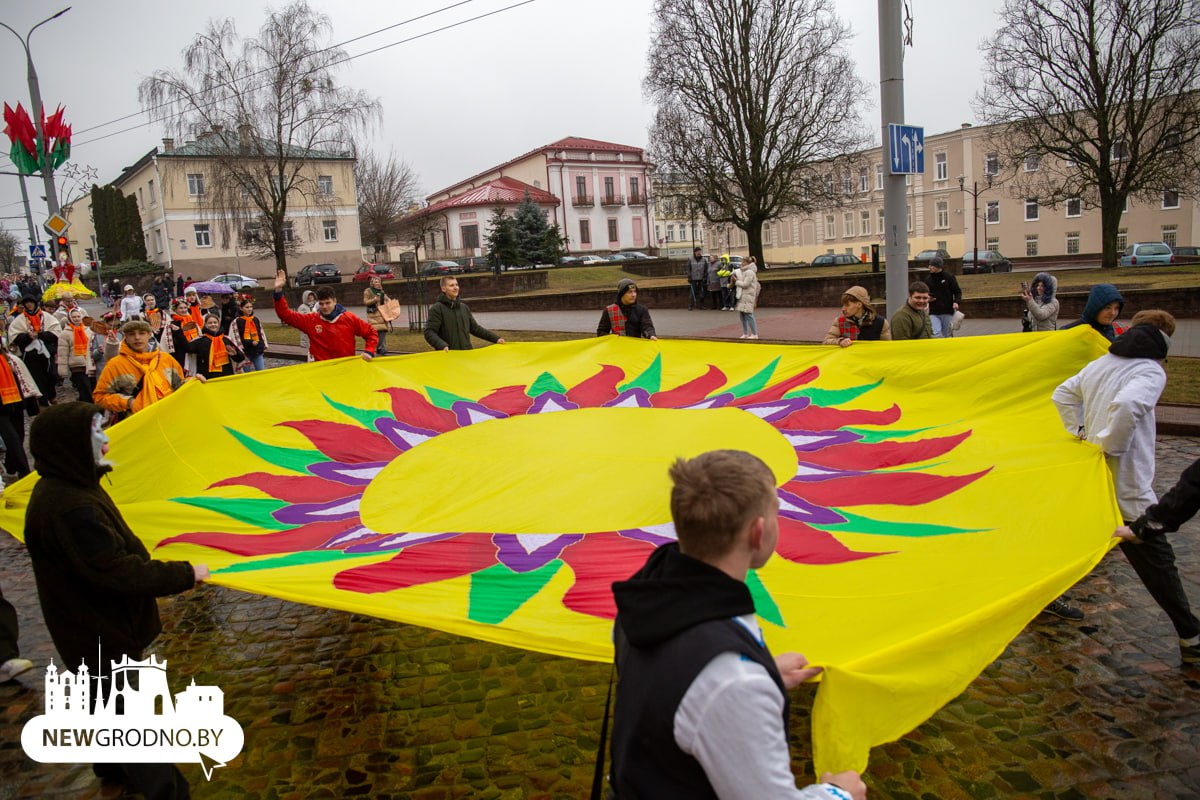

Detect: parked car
[293, 263, 342, 287]
[352, 263, 395, 282]
[1172, 245, 1200, 257]
[1120, 242, 1175, 267]
[576, 255, 608, 265]
[606, 253, 632, 262]
[624, 251, 653, 260]
[419, 260, 464, 276]
[960, 250, 1013, 273]
[914, 249, 951, 262]
[456, 256, 492, 273]
[209, 273, 262, 291]
[809, 253, 861, 267]
[560, 256, 583, 266]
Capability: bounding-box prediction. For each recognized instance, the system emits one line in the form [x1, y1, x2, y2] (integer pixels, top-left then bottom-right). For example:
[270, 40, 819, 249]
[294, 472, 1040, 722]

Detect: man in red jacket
[273, 270, 377, 361]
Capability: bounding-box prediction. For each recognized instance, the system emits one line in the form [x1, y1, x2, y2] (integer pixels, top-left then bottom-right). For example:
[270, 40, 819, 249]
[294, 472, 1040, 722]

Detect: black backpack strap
[590, 664, 616, 800]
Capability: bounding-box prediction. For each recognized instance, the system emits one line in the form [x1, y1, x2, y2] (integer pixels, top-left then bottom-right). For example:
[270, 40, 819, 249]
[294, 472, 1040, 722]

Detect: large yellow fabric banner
[1, 330, 1119, 772]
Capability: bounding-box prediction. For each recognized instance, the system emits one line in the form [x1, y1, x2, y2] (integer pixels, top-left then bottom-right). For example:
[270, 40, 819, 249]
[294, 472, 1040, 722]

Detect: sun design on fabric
[160, 355, 989, 626]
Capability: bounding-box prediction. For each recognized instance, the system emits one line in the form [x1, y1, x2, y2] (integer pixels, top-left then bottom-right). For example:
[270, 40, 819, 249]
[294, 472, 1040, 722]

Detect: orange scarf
[205, 334, 229, 374]
[0, 357, 21, 405]
[119, 342, 174, 406]
[240, 315, 259, 344]
[188, 303, 204, 328]
[71, 323, 89, 356]
[22, 310, 41, 334]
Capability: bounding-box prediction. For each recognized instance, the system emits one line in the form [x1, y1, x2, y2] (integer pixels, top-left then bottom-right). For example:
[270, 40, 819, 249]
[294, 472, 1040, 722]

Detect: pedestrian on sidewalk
[273, 271, 377, 361]
[117, 285, 143, 321]
[295, 289, 318, 362]
[598, 278, 657, 340]
[925, 257, 961, 338]
[8, 293, 61, 406]
[0, 349, 39, 477]
[1052, 311, 1200, 661]
[362, 275, 393, 356]
[24, 401, 208, 799]
[1021, 272, 1059, 332]
[57, 307, 97, 403]
[706, 256, 724, 310]
[232, 297, 268, 372]
[686, 247, 708, 311]
[424, 276, 504, 351]
[733, 258, 760, 339]
[186, 314, 245, 377]
[609, 449, 866, 800]
[824, 286, 891, 346]
[1062, 283, 1124, 341]
[890, 282, 934, 341]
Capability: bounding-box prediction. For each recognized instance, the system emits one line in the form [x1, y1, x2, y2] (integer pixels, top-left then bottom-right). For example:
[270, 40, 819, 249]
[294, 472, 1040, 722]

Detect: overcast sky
[0, 0, 1005, 249]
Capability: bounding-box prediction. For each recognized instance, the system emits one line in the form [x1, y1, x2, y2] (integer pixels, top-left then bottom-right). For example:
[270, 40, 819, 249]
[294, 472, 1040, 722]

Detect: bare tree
[355, 150, 420, 261]
[138, 1, 380, 274]
[0, 228, 19, 273]
[977, 0, 1200, 268]
[395, 210, 446, 276]
[645, 0, 869, 264]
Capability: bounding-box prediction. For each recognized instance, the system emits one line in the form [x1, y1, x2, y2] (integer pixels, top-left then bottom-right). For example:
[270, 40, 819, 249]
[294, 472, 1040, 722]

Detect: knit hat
[121, 319, 152, 334]
[617, 278, 637, 300]
[928, 256, 944, 269]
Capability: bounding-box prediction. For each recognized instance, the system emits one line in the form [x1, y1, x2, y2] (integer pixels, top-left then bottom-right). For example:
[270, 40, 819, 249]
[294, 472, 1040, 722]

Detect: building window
[576, 176, 587, 199]
[860, 210, 871, 236]
[608, 219, 619, 242]
[763, 223, 773, 245]
[579, 219, 591, 245]
[461, 224, 479, 250]
[824, 173, 834, 194]
[655, 224, 661, 242]
[154, 229, 163, 254]
[1025, 234, 1039, 257]
[986, 237, 999, 250]
[187, 173, 205, 196]
[1066, 232, 1080, 255]
[1122, 196, 1129, 213]
[1066, 197, 1081, 218]
[935, 200, 949, 229]
[1162, 225, 1178, 248]
[283, 221, 294, 243]
[824, 215, 836, 240]
[148, 179, 157, 207]
[666, 224, 675, 242]
[906, 204, 912, 232]
[842, 173, 853, 195]
[1164, 128, 1181, 151]
[1024, 198, 1039, 221]
[194, 224, 211, 248]
[629, 176, 640, 202]
[935, 152, 947, 181]
[1111, 139, 1128, 161]
[318, 175, 334, 196]
[1024, 152, 1040, 172]
[985, 153, 999, 175]
[603, 177, 615, 203]
[875, 164, 883, 190]
[138, 187, 144, 208]
[322, 219, 337, 242]
[877, 207, 885, 233]
[905, 173, 912, 187]
[1163, 189, 1180, 209]
[986, 201, 999, 223]
[1117, 228, 1128, 251]
[859, 167, 869, 193]
[843, 212, 854, 237]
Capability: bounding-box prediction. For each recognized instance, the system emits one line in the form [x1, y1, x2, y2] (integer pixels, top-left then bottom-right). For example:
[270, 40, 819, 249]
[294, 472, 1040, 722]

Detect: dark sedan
[810, 253, 861, 267]
[293, 263, 342, 286]
[960, 250, 1013, 274]
[420, 260, 464, 276]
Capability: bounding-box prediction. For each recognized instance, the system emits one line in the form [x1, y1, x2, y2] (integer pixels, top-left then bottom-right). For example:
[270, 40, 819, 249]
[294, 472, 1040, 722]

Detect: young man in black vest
[609, 449, 866, 799]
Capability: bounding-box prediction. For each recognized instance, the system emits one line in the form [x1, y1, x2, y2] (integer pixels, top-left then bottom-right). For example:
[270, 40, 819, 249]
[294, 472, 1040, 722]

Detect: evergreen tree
[485, 206, 519, 269]
[91, 185, 149, 263]
[124, 194, 148, 261]
[512, 192, 556, 265]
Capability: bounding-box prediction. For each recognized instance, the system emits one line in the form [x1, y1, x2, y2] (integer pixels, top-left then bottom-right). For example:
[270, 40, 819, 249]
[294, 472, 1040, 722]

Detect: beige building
[104, 135, 363, 280]
[720, 122, 1200, 265]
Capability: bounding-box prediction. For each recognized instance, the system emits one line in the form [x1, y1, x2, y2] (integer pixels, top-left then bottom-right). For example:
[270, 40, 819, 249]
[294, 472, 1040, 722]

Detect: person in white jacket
[117, 285, 144, 321]
[1052, 310, 1200, 665]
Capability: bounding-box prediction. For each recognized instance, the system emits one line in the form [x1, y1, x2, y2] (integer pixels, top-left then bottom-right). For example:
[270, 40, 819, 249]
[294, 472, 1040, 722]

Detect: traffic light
[97, 246, 106, 262]
[56, 235, 69, 261]
[85, 247, 95, 262]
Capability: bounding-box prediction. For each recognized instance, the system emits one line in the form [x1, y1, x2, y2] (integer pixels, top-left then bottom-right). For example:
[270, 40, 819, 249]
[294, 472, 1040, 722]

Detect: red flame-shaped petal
[786, 469, 991, 507]
[566, 364, 625, 407]
[379, 387, 459, 432]
[210, 472, 362, 503]
[558, 533, 657, 619]
[159, 520, 353, 556]
[333, 535, 498, 594]
[798, 431, 972, 471]
[651, 364, 727, 407]
[774, 517, 888, 565]
[479, 385, 534, 416]
[733, 366, 820, 406]
[775, 403, 902, 431]
[276, 420, 399, 463]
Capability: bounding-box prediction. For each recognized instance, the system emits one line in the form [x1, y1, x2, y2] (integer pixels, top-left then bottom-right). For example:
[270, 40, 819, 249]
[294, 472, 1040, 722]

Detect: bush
[96, 261, 163, 278]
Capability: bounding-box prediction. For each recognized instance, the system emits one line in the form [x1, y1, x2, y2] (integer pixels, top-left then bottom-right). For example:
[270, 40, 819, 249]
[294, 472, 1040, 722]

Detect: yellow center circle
[359, 406, 797, 535]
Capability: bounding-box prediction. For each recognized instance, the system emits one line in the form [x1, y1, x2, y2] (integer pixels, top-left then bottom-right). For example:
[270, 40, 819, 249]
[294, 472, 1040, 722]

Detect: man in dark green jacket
[24, 402, 207, 799]
[890, 281, 934, 341]
[424, 276, 507, 351]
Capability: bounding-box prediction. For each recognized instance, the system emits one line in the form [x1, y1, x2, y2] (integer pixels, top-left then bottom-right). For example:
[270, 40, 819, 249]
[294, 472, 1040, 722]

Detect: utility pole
[878, 0, 908, 316]
[2, 170, 40, 250]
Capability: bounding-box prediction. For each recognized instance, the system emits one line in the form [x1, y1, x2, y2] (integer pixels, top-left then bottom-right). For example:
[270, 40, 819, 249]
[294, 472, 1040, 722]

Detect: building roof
[423, 176, 559, 215]
[162, 130, 352, 161]
[427, 136, 647, 200]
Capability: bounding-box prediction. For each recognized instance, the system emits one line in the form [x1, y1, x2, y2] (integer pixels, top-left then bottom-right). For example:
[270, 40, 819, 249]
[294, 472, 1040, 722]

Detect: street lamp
[0, 7, 72, 258]
[957, 172, 993, 270]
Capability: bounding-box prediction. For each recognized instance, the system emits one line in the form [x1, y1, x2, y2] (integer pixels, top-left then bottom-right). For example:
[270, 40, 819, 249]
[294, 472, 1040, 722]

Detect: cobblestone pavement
[1, 390, 1197, 798]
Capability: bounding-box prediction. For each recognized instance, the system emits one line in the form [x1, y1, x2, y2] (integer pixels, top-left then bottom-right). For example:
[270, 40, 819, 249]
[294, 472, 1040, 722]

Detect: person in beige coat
[56, 307, 97, 402]
[733, 258, 761, 339]
[823, 285, 892, 346]
[362, 275, 392, 356]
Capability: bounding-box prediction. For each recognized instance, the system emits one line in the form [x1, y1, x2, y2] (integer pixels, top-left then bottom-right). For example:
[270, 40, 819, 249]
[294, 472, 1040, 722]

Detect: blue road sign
[29, 244, 47, 260]
[888, 124, 925, 175]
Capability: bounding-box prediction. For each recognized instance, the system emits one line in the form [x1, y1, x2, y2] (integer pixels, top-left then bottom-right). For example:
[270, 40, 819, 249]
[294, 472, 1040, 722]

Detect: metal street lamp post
[0, 7, 72, 259]
[957, 173, 993, 271]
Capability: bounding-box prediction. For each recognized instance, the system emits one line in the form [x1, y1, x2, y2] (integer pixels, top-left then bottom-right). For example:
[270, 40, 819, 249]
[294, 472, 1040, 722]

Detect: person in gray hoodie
[686, 247, 708, 311]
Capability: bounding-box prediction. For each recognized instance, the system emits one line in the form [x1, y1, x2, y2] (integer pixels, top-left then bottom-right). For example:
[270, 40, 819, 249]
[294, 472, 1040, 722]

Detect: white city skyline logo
[21, 652, 244, 780]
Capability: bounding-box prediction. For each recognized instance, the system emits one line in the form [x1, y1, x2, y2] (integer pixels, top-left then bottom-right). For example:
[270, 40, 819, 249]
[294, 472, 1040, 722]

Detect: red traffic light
[56, 235, 68, 247]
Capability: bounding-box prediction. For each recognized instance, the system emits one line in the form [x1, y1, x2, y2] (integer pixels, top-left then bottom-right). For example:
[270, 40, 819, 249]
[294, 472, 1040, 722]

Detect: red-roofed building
[412, 137, 654, 261]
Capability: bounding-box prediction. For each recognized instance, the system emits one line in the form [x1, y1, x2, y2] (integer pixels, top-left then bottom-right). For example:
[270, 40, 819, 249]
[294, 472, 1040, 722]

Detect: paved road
[1, 405, 1198, 796]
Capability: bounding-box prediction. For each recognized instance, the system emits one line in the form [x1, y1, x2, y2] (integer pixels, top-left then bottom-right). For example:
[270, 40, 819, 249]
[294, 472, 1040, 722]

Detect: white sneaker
[0, 657, 34, 682]
[739, 334, 747, 339]
[749, 334, 759, 339]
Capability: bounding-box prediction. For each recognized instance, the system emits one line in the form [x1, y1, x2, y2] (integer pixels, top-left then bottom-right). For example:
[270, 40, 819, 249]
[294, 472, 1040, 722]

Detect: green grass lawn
[1164, 356, 1200, 406]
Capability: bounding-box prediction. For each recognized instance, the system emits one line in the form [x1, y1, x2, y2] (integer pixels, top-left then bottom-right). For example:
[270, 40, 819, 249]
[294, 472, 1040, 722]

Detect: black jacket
[185, 333, 245, 376]
[24, 402, 196, 670]
[926, 269, 962, 315]
[598, 290, 656, 339]
[424, 293, 499, 350]
[1133, 457, 1200, 538]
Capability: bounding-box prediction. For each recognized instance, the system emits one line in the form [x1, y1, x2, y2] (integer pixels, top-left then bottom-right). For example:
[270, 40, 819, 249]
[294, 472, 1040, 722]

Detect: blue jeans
[932, 313, 954, 338]
[244, 353, 266, 371]
[740, 312, 757, 336]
